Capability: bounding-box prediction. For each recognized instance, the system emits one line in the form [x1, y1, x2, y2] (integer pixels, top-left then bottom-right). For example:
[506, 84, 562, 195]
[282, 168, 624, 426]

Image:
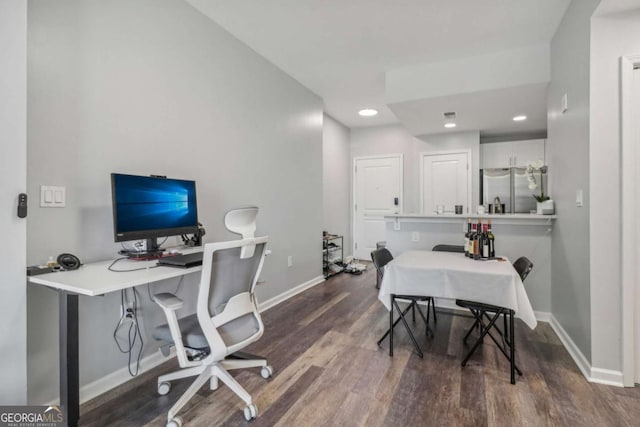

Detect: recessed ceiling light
[513, 115, 527, 122]
[358, 109, 378, 117]
[444, 123, 457, 128]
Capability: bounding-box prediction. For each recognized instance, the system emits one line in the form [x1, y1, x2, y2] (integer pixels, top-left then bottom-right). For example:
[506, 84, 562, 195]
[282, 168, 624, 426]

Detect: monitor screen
[111, 173, 198, 243]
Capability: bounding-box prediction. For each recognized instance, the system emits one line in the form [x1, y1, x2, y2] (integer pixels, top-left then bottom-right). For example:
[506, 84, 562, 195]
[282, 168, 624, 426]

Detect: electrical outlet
[411, 232, 420, 242]
[287, 255, 293, 267]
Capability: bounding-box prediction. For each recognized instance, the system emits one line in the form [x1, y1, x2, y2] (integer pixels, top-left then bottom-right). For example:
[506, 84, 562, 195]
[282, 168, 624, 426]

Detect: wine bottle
[473, 220, 482, 260]
[482, 223, 489, 259]
[464, 218, 472, 257]
[487, 219, 495, 258]
[468, 222, 476, 257]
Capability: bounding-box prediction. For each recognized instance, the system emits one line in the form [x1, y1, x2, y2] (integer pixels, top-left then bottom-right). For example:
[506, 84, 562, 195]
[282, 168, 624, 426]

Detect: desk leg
[60, 290, 79, 427]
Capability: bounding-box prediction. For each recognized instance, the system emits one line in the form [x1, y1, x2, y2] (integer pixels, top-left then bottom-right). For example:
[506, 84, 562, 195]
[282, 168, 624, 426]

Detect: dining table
[378, 250, 537, 383]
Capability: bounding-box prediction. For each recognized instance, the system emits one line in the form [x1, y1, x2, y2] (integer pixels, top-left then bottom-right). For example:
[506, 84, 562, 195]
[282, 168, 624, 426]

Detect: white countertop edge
[385, 213, 556, 220]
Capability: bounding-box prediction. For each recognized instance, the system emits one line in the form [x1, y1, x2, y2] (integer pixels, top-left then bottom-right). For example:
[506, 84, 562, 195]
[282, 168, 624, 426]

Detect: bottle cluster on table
[464, 218, 495, 260]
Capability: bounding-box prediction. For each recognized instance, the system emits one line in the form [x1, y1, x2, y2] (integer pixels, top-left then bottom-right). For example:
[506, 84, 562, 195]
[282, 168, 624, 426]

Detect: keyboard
[156, 252, 203, 268]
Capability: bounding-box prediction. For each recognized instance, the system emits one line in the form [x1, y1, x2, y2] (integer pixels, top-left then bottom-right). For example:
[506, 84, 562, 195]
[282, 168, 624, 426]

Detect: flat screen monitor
[111, 173, 198, 253]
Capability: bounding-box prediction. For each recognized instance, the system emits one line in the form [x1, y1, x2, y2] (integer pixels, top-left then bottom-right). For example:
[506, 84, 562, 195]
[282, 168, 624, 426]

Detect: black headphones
[57, 253, 82, 270]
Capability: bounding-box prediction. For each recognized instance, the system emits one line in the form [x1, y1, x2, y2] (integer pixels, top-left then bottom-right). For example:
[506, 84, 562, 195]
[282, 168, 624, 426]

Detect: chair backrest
[196, 208, 268, 361]
[513, 256, 533, 282]
[432, 244, 465, 253]
[371, 248, 393, 281]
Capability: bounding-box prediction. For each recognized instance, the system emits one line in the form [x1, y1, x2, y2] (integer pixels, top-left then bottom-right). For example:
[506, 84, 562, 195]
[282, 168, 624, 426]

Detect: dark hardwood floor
[80, 266, 640, 426]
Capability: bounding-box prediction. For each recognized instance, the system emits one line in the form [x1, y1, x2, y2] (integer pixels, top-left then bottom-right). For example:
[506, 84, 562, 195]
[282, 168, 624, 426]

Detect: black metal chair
[431, 244, 465, 324]
[455, 256, 534, 384]
[372, 248, 433, 357]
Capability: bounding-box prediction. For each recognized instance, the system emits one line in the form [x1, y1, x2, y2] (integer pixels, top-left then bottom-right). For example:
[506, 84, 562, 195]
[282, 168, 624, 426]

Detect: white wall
[27, 0, 323, 404]
[323, 114, 351, 255]
[0, 0, 27, 404]
[547, 0, 600, 362]
[589, 9, 640, 373]
[350, 124, 479, 215]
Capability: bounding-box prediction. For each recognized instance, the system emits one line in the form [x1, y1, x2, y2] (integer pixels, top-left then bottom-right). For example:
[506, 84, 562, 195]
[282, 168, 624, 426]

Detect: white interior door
[421, 151, 471, 214]
[353, 155, 402, 260]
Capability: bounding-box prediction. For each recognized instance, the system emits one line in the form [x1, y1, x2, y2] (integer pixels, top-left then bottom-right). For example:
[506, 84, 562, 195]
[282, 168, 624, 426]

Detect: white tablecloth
[378, 250, 537, 329]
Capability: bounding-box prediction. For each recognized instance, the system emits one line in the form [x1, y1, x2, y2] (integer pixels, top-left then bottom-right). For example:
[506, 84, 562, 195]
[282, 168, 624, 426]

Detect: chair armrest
[153, 293, 184, 310]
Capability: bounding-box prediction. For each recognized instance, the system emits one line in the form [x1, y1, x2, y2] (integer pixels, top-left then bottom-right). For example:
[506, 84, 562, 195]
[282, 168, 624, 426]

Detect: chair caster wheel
[166, 416, 183, 427]
[158, 382, 171, 396]
[260, 365, 273, 379]
[243, 404, 258, 421]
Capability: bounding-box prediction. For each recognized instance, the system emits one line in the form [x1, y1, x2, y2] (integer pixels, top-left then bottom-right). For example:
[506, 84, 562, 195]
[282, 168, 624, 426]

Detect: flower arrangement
[526, 159, 549, 202]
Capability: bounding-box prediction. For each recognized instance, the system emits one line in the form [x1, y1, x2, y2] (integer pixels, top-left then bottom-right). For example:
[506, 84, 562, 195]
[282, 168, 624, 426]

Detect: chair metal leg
[392, 298, 424, 358]
[412, 302, 416, 323]
[378, 300, 414, 347]
[461, 308, 503, 367]
[461, 308, 522, 382]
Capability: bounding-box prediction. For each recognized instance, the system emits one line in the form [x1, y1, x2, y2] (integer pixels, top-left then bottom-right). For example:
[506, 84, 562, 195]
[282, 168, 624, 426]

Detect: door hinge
[355, 242, 358, 250]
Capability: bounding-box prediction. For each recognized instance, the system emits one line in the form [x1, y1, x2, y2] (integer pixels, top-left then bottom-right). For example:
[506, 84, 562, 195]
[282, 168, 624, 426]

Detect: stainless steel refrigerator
[481, 167, 548, 213]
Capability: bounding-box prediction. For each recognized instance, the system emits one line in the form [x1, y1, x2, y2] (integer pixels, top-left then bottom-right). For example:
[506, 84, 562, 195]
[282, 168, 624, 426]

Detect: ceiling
[186, 0, 571, 133]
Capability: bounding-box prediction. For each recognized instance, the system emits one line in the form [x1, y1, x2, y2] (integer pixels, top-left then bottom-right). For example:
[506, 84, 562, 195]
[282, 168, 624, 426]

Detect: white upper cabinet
[481, 139, 545, 169]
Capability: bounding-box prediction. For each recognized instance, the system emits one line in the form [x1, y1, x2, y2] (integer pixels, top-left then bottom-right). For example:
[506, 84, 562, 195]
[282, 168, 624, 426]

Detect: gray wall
[547, 0, 600, 362]
[27, 0, 322, 404]
[350, 125, 480, 215]
[590, 10, 640, 372]
[0, 0, 27, 404]
[322, 114, 351, 256]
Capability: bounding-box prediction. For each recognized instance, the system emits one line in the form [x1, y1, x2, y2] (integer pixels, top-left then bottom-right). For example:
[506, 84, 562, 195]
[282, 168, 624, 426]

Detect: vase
[536, 200, 554, 215]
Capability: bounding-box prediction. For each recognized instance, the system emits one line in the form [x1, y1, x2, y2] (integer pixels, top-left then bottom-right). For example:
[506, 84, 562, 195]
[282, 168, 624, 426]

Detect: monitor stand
[121, 238, 165, 259]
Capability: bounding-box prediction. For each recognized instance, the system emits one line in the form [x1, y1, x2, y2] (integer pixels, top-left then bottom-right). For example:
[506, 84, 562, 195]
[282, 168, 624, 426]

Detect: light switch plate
[41, 185, 66, 207]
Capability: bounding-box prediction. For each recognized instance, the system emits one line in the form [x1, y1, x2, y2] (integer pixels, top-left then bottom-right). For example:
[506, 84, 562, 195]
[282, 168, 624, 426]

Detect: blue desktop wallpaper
[113, 174, 198, 234]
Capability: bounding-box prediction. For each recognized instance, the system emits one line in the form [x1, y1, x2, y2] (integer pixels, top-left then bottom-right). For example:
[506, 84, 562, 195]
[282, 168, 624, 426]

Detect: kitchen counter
[385, 213, 555, 227]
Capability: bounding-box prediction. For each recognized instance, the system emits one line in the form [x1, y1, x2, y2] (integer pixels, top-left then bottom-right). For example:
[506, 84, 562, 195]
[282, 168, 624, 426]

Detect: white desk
[379, 250, 537, 329]
[27, 248, 203, 427]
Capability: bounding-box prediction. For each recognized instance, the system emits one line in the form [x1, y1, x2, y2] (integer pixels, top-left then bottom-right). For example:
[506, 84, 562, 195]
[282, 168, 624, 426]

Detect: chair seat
[153, 314, 208, 349]
[154, 313, 260, 349]
[455, 299, 504, 312]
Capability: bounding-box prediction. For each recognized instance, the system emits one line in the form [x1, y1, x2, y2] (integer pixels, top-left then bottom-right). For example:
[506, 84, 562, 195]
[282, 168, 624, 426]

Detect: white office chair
[152, 207, 272, 426]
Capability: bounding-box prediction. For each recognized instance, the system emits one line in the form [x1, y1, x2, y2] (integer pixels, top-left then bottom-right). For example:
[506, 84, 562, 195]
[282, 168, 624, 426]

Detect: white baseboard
[549, 315, 591, 381]
[258, 275, 325, 312]
[80, 350, 170, 405]
[590, 368, 624, 387]
[533, 310, 551, 322]
[548, 314, 623, 387]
